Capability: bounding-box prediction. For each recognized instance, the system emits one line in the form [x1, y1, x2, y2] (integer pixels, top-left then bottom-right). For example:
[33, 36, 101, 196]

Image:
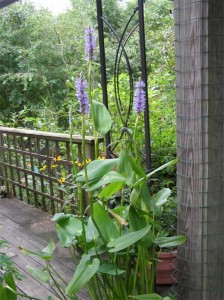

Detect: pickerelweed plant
[20, 27, 185, 300]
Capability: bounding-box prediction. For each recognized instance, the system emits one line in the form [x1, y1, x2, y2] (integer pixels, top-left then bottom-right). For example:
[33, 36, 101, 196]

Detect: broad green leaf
[153, 188, 171, 207]
[98, 260, 125, 275]
[76, 159, 118, 183]
[92, 100, 112, 134]
[0, 283, 8, 300]
[129, 294, 162, 300]
[5, 274, 16, 300]
[87, 245, 107, 256]
[108, 225, 151, 252]
[66, 255, 100, 295]
[42, 239, 55, 255]
[155, 235, 187, 248]
[130, 184, 155, 213]
[85, 217, 99, 243]
[93, 203, 119, 243]
[55, 224, 75, 247]
[51, 213, 72, 222]
[117, 150, 133, 182]
[56, 216, 82, 237]
[130, 187, 141, 208]
[128, 155, 147, 178]
[86, 171, 126, 192]
[27, 266, 50, 283]
[98, 181, 125, 199]
[140, 182, 157, 212]
[20, 247, 53, 261]
[129, 206, 146, 232]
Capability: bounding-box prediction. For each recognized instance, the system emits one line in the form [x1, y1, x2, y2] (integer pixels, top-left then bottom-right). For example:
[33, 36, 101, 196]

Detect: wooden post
[174, 0, 224, 299]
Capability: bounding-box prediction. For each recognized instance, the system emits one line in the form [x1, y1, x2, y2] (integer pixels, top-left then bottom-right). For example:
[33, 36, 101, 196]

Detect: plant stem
[81, 114, 93, 217]
[69, 108, 77, 177]
[5, 286, 41, 300]
[48, 263, 67, 300]
[133, 245, 140, 295]
[49, 263, 67, 286]
[133, 114, 140, 159]
[149, 212, 156, 293]
[87, 61, 99, 159]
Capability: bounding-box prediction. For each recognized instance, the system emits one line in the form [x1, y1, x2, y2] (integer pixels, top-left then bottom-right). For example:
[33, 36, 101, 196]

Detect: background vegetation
[0, 0, 175, 176]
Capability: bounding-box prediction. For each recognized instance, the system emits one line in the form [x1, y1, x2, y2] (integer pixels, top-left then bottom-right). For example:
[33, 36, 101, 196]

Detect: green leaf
[93, 203, 119, 244]
[0, 240, 9, 248]
[130, 187, 141, 208]
[92, 100, 112, 135]
[56, 216, 83, 237]
[66, 255, 100, 295]
[140, 182, 157, 212]
[0, 283, 8, 300]
[129, 294, 162, 300]
[128, 155, 147, 178]
[153, 188, 171, 207]
[85, 217, 99, 243]
[20, 247, 53, 261]
[117, 150, 133, 182]
[98, 181, 125, 199]
[98, 260, 125, 275]
[86, 171, 126, 192]
[76, 159, 118, 183]
[129, 206, 146, 232]
[55, 224, 75, 247]
[155, 235, 187, 248]
[146, 159, 177, 179]
[42, 239, 55, 255]
[27, 266, 50, 283]
[108, 225, 151, 252]
[51, 213, 72, 222]
[4, 274, 17, 300]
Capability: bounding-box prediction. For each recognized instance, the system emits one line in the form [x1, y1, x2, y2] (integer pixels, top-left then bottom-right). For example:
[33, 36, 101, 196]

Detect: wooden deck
[0, 197, 89, 300]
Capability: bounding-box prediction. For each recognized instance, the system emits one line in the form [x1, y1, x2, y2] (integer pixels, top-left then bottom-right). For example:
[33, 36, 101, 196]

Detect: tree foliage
[0, 0, 175, 172]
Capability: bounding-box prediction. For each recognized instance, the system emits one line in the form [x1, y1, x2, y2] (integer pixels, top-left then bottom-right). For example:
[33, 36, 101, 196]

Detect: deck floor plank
[0, 197, 89, 300]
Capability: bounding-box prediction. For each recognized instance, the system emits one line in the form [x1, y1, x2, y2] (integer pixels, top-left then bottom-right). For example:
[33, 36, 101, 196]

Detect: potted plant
[20, 27, 186, 300]
[154, 193, 178, 285]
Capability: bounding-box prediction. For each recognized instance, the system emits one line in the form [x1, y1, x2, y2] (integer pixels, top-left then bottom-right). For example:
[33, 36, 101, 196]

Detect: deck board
[0, 197, 89, 300]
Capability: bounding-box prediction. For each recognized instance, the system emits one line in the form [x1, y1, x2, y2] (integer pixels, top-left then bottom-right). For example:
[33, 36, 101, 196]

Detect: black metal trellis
[96, 0, 151, 172]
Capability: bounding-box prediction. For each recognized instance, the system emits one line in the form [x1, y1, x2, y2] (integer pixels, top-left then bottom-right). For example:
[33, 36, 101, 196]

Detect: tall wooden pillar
[174, 1, 224, 299]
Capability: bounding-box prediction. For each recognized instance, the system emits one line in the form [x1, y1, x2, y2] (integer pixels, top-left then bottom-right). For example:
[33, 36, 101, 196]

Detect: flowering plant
[20, 27, 185, 300]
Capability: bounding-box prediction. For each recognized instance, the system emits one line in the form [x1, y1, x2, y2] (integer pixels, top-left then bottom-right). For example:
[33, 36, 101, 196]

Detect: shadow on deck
[0, 197, 89, 300]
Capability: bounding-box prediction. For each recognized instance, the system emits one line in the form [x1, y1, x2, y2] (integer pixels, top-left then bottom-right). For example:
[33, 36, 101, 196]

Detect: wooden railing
[0, 126, 101, 214]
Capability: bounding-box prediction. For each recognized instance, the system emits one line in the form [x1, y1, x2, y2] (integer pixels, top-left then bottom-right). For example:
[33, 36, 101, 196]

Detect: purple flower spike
[85, 27, 96, 61]
[133, 79, 146, 114]
[75, 76, 89, 114]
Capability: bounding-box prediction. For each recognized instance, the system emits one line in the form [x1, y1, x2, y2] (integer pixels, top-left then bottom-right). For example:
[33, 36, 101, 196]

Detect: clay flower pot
[156, 250, 177, 285]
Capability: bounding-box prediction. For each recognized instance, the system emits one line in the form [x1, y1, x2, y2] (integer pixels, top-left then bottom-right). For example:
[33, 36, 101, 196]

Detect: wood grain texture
[174, 0, 224, 299]
[0, 197, 89, 299]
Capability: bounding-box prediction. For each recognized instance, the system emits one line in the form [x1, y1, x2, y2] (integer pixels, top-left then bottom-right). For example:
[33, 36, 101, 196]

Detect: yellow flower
[58, 177, 65, 184]
[98, 156, 106, 160]
[39, 165, 47, 172]
[86, 158, 91, 164]
[53, 155, 62, 162]
[51, 164, 58, 168]
[74, 160, 83, 168]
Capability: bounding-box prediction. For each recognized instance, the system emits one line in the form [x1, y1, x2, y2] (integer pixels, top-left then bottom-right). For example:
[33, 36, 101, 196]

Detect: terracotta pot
[156, 250, 177, 285]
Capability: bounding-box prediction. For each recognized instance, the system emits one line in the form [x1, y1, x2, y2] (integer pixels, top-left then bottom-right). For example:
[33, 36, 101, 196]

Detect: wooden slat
[0, 127, 102, 214]
[0, 197, 89, 299]
[0, 126, 102, 144]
